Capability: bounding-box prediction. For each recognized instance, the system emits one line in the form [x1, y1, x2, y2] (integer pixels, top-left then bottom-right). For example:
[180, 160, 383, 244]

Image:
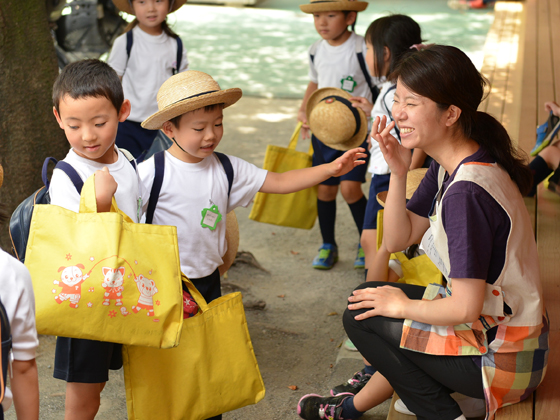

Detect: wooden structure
[386, 1, 560, 418]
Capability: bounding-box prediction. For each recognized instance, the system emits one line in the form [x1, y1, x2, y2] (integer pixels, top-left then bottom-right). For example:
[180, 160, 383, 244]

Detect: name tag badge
[341, 76, 357, 93]
[201, 204, 222, 230]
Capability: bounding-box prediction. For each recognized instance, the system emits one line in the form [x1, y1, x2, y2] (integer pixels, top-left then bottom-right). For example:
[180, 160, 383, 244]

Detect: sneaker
[531, 111, 560, 156]
[353, 245, 365, 269]
[343, 338, 358, 352]
[394, 394, 486, 418]
[330, 368, 372, 396]
[312, 244, 338, 270]
[297, 393, 353, 420]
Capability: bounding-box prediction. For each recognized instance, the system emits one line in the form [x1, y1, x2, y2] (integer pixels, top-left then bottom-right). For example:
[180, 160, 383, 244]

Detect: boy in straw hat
[0, 164, 40, 419]
[299, 0, 378, 270]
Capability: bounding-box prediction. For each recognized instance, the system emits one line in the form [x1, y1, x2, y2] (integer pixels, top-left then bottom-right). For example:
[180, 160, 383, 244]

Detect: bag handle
[287, 122, 313, 155]
[181, 274, 210, 313]
[78, 173, 134, 223]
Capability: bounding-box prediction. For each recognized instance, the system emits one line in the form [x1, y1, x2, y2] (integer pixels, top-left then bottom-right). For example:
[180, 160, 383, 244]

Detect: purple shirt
[407, 148, 510, 285]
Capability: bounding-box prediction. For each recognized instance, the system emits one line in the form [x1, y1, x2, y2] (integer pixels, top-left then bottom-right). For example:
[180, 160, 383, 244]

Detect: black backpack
[9, 158, 83, 263]
[0, 297, 11, 419]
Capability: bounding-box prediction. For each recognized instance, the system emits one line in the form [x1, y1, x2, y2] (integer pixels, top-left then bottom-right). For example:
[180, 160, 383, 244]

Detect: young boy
[50, 59, 141, 419]
[138, 70, 365, 419]
[298, 0, 375, 270]
[0, 166, 39, 420]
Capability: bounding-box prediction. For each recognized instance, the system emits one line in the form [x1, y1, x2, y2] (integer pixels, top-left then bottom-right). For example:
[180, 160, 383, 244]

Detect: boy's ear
[118, 99, 131, 122]
[162, 121, 174, 138]
[53, 107, 64, 129]
[345, 11, 357, 26]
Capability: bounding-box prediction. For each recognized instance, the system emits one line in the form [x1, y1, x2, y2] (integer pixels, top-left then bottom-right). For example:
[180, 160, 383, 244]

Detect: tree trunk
[0, 0, 66, 251]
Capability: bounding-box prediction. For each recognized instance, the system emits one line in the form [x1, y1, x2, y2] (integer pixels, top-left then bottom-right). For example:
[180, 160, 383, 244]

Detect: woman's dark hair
[391, 45, 532, 195]
[125, 19, 179, 39]
[365, 14, 423, 77]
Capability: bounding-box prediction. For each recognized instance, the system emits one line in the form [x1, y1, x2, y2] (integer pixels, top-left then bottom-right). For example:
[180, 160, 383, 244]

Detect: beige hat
[142, 70, 242, 130]
[219, 211, 239, 276]
[376, 168, 428, 207]
[306, 87, 367, 151]
[0, 163, 3, 189]
[300, 0, 368, 13]
[112, 0, 187, 15]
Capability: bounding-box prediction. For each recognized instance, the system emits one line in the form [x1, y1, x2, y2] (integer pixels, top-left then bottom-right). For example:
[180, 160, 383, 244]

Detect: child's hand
[350, 96, 373, 115]
[545, 101, 560, 117]
[94, 167, 117, 212]
[372, 116, 412, 177]
[328, 147, 367, 177]
[297, 109, 311, 140]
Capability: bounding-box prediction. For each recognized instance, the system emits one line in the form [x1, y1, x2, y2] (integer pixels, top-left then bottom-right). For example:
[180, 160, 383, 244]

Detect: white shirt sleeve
[308, 44, 318, 84]
[226, 155, 268, 213]
[179, 39, 189, 72]
[138, 158, 156, 219]
[49, 168, 82, 212]
[107, 33, 128, 77]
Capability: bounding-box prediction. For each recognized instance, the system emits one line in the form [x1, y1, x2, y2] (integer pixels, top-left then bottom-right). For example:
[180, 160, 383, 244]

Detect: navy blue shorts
[116, 119, 159, 158]
[189, 268, 221, 303]
[54, 337, 122, 383]
[311, 135, 370, 186]
[363, 173, 391, 230]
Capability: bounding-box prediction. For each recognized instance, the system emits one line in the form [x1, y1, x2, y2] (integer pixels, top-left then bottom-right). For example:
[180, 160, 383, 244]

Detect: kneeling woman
[297, 45, 549, 420]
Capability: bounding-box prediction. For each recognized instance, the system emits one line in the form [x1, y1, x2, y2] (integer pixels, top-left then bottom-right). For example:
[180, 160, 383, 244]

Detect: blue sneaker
[353, 245, 365, 269]
[531, 111, 560, 156]
[312, 244, 338, 270]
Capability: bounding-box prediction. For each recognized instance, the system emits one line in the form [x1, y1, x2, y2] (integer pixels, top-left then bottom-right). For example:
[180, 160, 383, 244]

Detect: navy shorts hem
[363, 173, 391, 230]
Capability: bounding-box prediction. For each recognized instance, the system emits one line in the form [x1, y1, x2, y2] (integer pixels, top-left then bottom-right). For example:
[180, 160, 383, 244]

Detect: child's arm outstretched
[94, 167, 118, 212]
[259, 147, 367, 194]
[298, 81, 319, 140]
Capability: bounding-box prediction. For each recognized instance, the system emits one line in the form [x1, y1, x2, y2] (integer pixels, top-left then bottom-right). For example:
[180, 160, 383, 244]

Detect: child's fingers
[102, 166, 110, 173]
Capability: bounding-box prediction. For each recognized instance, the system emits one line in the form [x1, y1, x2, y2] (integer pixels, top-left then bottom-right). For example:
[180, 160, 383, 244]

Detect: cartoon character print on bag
[101, 267, 125, 306]
[53, 264, 89, 308]
[132, 274, 158, 316]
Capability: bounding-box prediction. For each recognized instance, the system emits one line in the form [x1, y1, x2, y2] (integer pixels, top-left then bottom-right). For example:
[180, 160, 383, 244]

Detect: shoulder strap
[145, 151, 165, 224]
[119, 148, 137, 170]
[214, 152, 234, 198]
[382, 84, 400, 141]
[355, 37, 379, 103]
[126, 30, 133, 59]
[309, 39, 322, 64]
[53, 160, 83, 193]
[174, 37, 183, 75]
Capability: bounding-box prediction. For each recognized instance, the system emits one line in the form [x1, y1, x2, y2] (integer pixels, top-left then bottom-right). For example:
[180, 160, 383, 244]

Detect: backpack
[9, 151, 137, 263]
[309, 36, 380, 103]
[0, 297, 11, 418]
[145, 151, 234, 224]
[125, 30, 183, 75]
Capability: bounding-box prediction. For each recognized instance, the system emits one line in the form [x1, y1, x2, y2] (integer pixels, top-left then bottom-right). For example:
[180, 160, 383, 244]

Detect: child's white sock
[454, 415, 467, 420]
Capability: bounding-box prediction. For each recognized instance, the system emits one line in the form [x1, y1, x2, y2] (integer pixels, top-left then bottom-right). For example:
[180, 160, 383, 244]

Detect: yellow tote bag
[25, 174, 183, 348]
[249, 122, 318, 229]
[123, 274, 265, 420]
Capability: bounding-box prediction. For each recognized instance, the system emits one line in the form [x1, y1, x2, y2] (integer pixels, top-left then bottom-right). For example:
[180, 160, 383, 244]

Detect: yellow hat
[376, 168, 428, 207]
[300, 0, 368, 14]
[112, 0, 187, 15]
[142, 70, 242, 130]
[306, 87, 367, 151]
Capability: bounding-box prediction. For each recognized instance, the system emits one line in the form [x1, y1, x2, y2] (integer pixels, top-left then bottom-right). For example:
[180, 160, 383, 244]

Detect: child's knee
[340, 181, 364, 202]
[318, 184, 338, 201]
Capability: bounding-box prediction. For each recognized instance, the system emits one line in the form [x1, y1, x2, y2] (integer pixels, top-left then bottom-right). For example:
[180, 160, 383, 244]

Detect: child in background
[50, 59, 141, 420]
[528, 101, 560, 196]
[0, 165, 39, 420]
[138, 70, 366, 420]
[298, 0, 375, 270]
[348, 15, 427, 278]
[108, 0, 189, 158]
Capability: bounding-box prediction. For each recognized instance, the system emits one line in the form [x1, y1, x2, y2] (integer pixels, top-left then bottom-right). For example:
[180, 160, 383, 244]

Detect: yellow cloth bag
[25, 174, 183, 348]
[123, 274, 265, 420]
[376, 210, 443, 287]
[249, 122, 318, 229]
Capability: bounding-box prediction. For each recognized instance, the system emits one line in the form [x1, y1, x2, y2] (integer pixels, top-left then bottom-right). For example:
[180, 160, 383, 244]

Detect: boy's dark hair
[169, 103, 225, 128]
[365, 14, 423, 78]
[52, 59, 124, 114]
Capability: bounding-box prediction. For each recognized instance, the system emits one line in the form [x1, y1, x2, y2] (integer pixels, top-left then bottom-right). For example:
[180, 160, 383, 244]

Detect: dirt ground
[6, 97, 390, 420]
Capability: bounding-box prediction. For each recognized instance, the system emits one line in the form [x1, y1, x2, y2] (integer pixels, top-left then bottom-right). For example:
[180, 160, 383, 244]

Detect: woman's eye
[215, 123, 223, 127]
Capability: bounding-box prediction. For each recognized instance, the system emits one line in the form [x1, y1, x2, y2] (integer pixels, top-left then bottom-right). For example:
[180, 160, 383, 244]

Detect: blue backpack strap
[41, 157, 58, 188]
[146, 151, 165, 224]
[53, 161, 84, 193]
[174, 37, 183, 75]
[214, 152, 234, 198]
[126, 30, 133, 59]
[355, 38, 379, 103]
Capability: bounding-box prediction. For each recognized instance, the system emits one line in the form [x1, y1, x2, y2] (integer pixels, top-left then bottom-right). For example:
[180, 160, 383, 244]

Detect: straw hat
[300, 0, 368, 13]
[142, 70, 242, 130]
[219, 211, 239, 276]
[112, 0, 187, 15]
[0, 163, 3, 189]
[306, 87, 368, 151]
[376, 168, 428, 207]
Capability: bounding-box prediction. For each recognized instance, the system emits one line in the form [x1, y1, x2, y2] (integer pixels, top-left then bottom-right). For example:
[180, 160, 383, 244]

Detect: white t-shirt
[309, 32, 374, 102]
[49, 148, 142, 222]
[139, 152, 268, 279]
[368, 81, 399, 175]
[108, 26, 189, 123]
[0, 249, 39, 412]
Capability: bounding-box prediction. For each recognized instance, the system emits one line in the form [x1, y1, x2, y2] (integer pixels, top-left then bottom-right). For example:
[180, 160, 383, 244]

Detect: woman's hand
[350, 96, 374, 115]
[348, 285, 410, 320]
[371, 116, 411, 177]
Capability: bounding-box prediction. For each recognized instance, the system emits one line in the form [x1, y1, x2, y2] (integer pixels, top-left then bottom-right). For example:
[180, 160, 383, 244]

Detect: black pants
[343, 282, 484, 420]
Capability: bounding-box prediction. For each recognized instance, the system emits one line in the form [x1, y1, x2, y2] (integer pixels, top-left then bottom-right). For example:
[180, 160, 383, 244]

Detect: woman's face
[392, 79, 449, 151]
